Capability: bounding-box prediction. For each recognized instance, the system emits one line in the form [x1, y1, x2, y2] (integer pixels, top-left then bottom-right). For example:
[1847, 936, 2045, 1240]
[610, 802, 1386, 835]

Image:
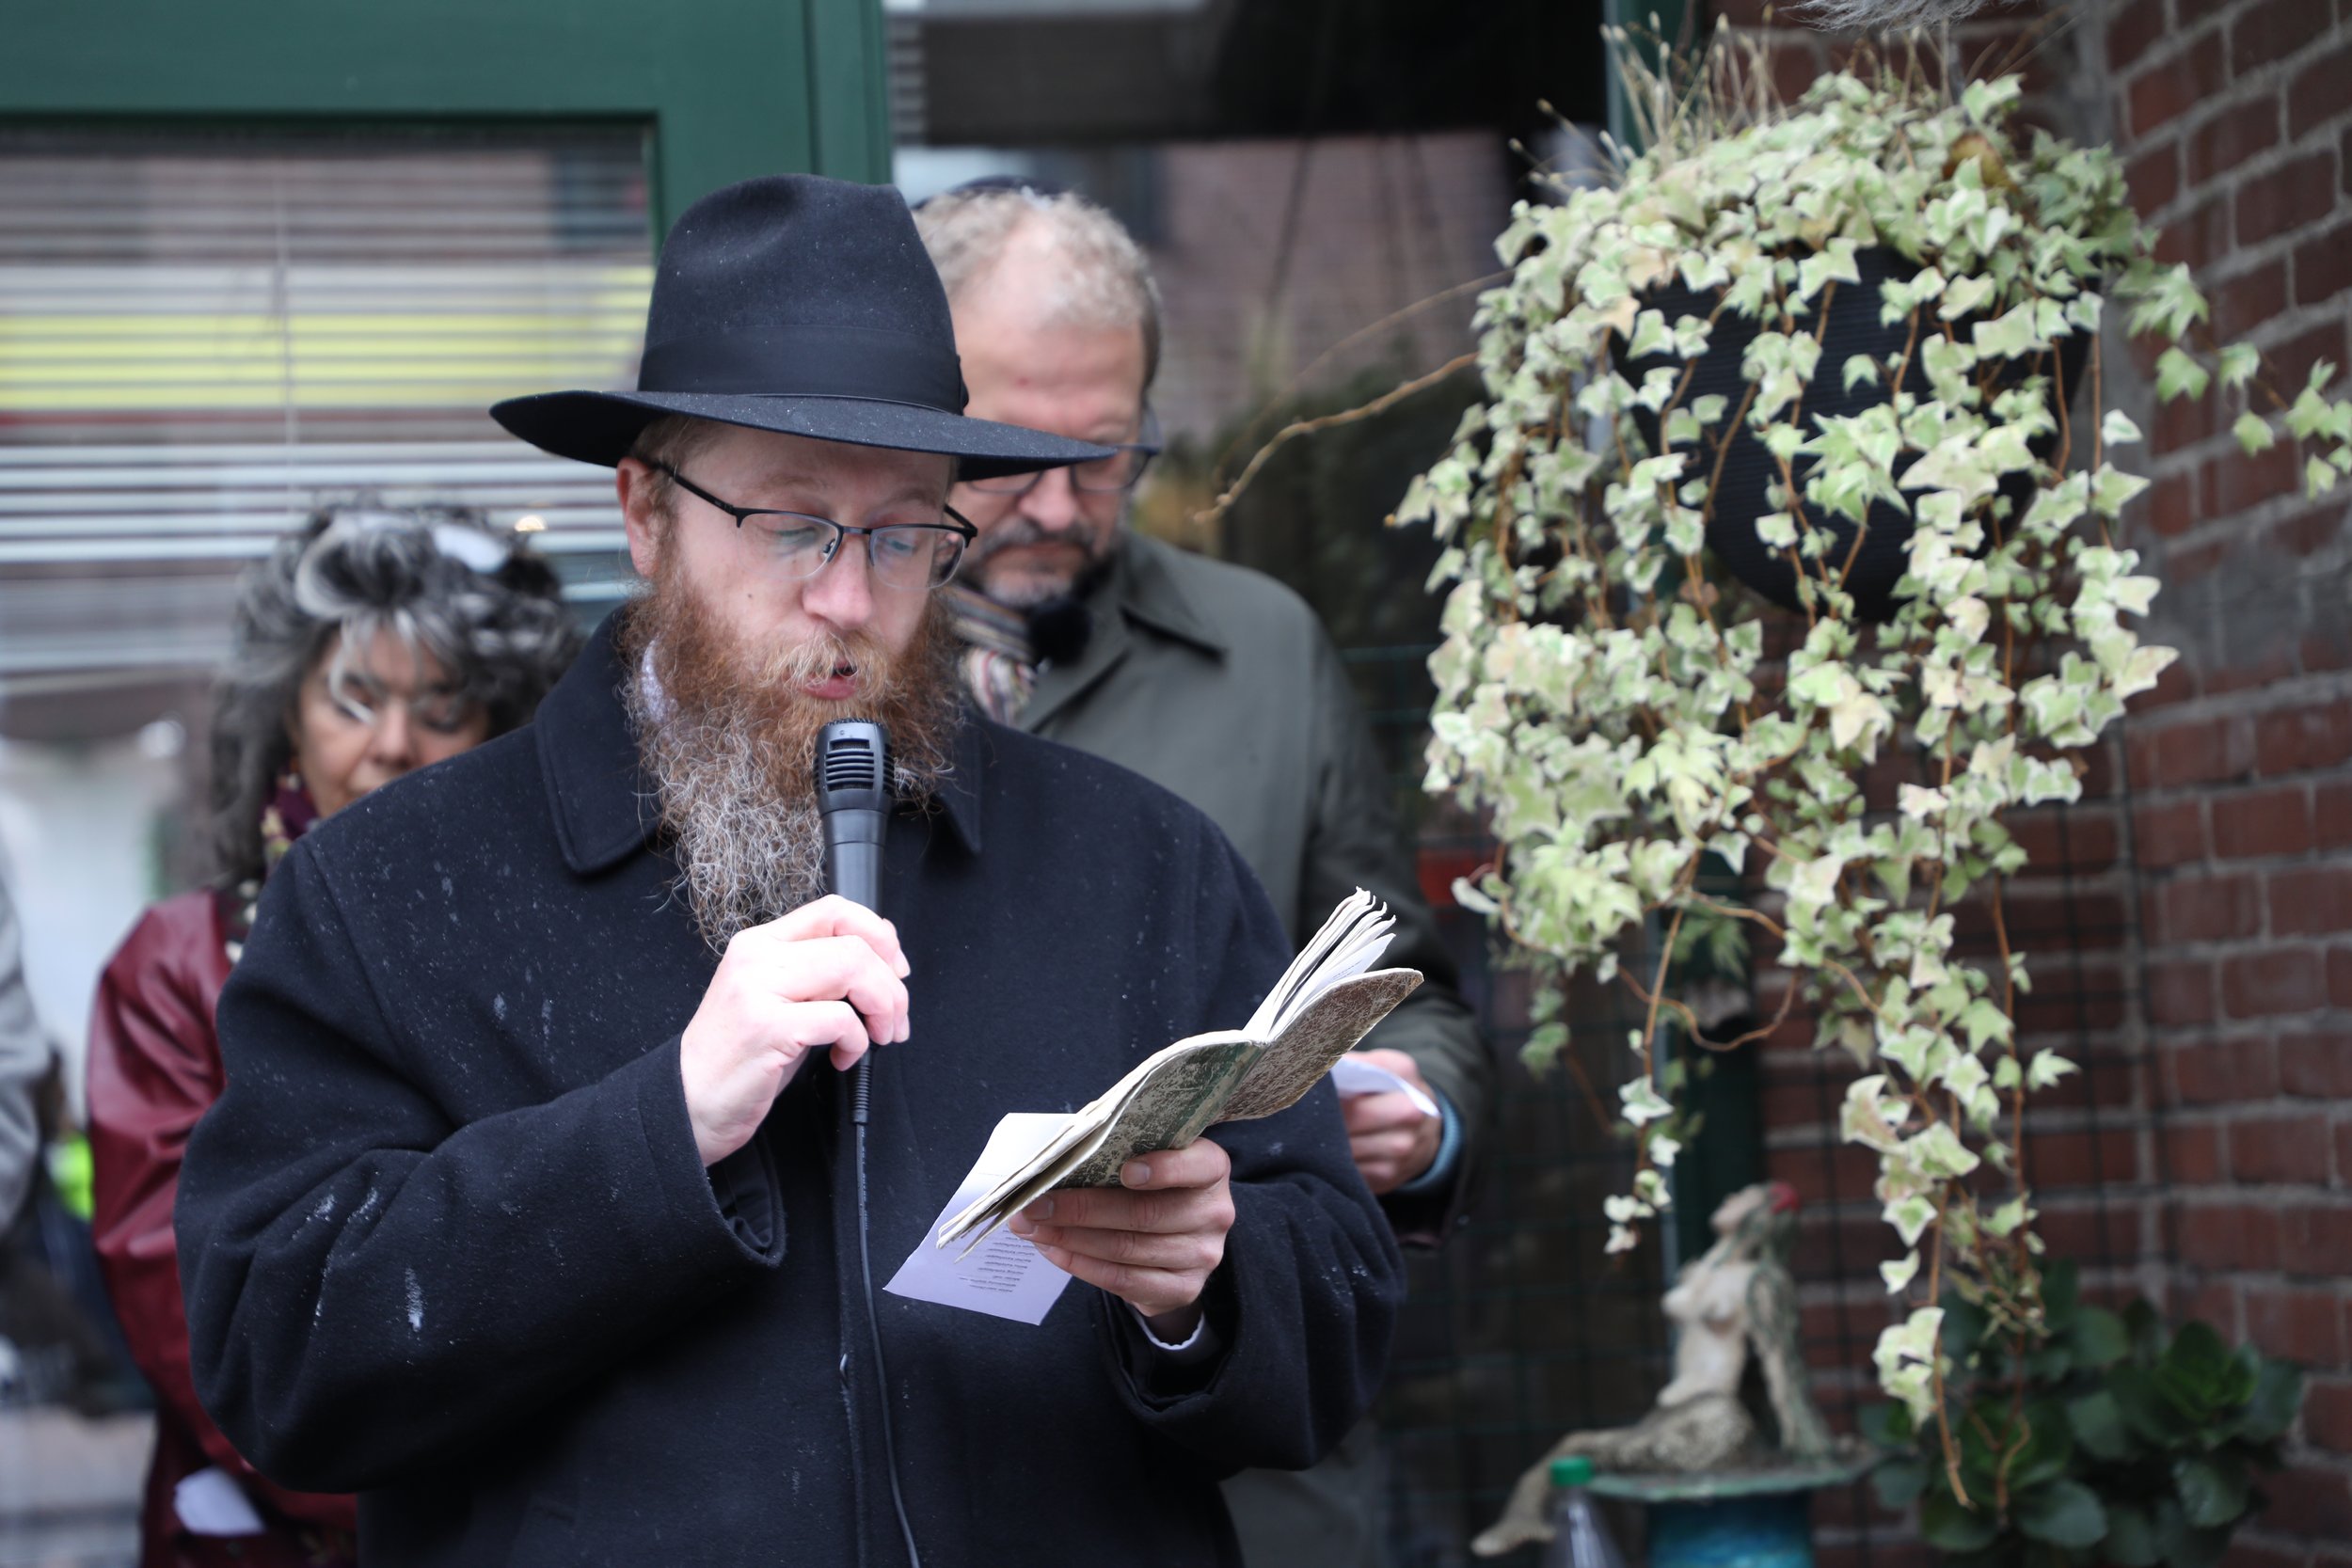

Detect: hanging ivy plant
[1405, 26, 2345, 1503]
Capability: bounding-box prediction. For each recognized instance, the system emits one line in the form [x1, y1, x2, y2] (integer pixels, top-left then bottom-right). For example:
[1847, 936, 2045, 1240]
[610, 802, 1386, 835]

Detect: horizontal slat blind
[0, 128, 655, 685]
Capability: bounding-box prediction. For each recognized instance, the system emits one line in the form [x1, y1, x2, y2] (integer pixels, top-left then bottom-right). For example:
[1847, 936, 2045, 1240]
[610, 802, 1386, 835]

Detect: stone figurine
[1472, 1180, 1833, 1557]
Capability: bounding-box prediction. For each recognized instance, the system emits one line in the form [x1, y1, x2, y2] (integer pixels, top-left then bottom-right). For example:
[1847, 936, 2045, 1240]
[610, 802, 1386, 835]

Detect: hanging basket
[1615, 247, 2086, 624]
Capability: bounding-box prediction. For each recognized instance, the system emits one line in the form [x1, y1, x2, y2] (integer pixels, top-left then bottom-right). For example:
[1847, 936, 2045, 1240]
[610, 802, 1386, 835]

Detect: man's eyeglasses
[963, 409, 1161, 497]
[650, 462, 977, 591]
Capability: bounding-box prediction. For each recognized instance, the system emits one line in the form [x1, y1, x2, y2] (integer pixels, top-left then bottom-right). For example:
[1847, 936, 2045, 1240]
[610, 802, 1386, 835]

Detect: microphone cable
[852, 1057, 922, 1568]
[816, 719, 923, 1568]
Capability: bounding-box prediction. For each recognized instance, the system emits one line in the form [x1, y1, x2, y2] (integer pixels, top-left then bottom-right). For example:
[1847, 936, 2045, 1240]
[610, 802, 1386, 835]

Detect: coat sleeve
[176, 838, 784, 1494]
[86, 903, 358, 1532]
[1094, 833, 1406, 1474]
[0, 879, 44, 1232]
[1298, 631, 1493, 1245]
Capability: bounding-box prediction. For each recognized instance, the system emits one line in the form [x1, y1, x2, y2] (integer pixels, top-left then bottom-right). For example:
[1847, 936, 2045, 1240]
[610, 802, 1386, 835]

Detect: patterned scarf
[943, 582, 1039, 724]
[222, 771, 321, 958]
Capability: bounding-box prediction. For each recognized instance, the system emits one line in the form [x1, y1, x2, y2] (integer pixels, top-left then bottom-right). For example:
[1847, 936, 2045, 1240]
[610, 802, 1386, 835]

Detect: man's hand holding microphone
[676, 900, 1233, 1337]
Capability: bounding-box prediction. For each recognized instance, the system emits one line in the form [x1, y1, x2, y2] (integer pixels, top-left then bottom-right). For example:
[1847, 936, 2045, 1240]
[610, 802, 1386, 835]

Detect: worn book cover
[937, 891, 1422, 1250]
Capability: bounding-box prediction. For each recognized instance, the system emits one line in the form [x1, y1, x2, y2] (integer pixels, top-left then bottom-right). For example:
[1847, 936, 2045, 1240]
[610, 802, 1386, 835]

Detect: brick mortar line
[2139, 127, 2351, 254]
[2144, 388, 2352, 477]
[2140, 950, 2352, 973]
[2126, 681, 2352, 737]
[2154, 1039, 2352, 1059]
[2167, 1187, 2352, 1205]
[1758, 1110, 2162, 1146]
[2115, 0, 2347, 161]
[2138, 931, 2346, 952]
[2128, 500, 2352, 569]
[2128, 667, 2352, 721]
[2141, 415, 2352, 495]
[2126, 87, 2346, 225]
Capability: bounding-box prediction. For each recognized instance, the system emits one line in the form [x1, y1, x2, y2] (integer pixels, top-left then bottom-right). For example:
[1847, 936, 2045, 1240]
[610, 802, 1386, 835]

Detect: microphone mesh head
[822, 734, 881, 792]
[816, 720, 893, 804]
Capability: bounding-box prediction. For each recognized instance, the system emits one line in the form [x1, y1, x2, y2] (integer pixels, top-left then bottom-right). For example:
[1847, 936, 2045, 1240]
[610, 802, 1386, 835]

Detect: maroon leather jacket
[87, 889, 358, 1568]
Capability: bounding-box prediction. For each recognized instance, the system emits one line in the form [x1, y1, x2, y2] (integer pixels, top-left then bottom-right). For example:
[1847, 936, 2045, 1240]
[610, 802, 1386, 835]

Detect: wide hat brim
[490, 388, 1111, 481]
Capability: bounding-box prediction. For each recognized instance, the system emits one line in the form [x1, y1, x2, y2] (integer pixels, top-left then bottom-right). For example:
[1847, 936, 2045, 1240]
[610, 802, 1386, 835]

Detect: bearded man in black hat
[174, 174, 1403, 1568]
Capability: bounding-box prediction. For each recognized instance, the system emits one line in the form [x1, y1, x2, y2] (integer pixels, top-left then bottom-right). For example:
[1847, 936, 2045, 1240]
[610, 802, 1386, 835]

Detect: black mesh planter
[1616, 246, 2088, 625]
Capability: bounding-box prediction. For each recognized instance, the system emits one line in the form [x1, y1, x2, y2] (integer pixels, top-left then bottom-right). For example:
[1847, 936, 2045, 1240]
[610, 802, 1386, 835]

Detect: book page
[932, 893, 1414, 1253]
[936, 1032, 1255, 1250]
[1216, 968, 1423, 1122]
[887, 1113, 1078, 1323]
[1244, 889, 1393, 1039]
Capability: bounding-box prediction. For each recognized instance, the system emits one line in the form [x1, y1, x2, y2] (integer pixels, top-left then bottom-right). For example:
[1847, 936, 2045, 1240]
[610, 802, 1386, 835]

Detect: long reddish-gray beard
[621, 570, 962, 948]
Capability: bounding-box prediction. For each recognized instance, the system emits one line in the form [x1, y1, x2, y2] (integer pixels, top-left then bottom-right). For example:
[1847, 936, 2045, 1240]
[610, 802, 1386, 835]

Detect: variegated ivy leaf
[1620, 1078, 1674, 1126]
[1407, 51, 2201, 1405]
[2154, 345, 2211, 402]
[1881, 1251, 1922, 1293]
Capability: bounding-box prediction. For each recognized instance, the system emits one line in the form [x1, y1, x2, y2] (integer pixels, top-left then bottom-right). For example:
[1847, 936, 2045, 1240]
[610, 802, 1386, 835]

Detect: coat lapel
[534, 612, 659, 876]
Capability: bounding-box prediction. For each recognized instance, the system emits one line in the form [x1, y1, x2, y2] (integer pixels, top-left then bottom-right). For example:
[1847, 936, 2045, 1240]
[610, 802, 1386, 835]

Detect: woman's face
[290, 628, 493, 818]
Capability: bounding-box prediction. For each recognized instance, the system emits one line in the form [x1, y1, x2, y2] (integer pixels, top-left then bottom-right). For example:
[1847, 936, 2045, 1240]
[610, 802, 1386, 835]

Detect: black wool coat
[176, 613, 1404, 1568]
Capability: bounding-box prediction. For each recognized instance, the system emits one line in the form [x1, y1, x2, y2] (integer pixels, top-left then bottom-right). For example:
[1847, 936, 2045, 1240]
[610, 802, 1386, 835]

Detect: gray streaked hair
[913, 185, 1164, 393]
[208, 502, 580, 885]
[1790, 0, 1997, 25]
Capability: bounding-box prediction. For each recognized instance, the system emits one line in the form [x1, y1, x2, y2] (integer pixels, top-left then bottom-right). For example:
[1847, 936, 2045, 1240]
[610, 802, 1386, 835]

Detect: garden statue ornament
[1473, 1180, 1840, 1557]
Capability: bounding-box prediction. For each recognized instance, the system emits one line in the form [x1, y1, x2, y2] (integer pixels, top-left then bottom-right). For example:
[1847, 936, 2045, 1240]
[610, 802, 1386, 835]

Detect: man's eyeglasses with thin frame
[650, 461, 977, 592]
[962, 409, 1161, 497]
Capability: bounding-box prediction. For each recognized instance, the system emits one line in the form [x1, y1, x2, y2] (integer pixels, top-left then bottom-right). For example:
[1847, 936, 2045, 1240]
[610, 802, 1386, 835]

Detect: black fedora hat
[490, 175, 1110, 481]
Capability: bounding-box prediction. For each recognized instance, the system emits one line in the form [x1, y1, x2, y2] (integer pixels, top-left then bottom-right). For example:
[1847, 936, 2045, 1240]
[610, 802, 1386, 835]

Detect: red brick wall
[2106, 0, 2352, 1559]
[1718, 1, 2352, 1563]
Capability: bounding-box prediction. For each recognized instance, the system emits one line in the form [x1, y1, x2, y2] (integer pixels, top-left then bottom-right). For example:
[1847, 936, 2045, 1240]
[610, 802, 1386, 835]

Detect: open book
[936, 890, 1422, 1252]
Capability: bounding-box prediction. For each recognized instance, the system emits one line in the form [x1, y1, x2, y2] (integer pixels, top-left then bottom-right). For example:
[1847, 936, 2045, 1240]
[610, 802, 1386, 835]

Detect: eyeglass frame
[647, 461, 978, 590]
[961, 407, 1162, 497]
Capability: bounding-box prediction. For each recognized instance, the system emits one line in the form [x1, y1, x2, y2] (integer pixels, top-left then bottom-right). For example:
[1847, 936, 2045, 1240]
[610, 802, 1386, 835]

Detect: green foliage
[1406, 20, 2348, 1433]
[1866, 1263, 2304, 1566]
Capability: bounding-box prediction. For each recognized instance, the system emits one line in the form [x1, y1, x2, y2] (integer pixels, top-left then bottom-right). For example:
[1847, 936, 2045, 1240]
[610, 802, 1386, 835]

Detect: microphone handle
[823, 825, 885, 912]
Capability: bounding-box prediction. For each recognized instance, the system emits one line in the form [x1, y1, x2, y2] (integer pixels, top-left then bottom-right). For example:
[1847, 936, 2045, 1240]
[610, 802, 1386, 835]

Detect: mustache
[965, 515, 1110, 570]
[730, 626, 893, 704]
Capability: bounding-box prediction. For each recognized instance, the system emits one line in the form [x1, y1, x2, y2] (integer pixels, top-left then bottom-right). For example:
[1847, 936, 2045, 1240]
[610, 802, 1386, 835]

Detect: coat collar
[1108, 531, 1226, 655]
[1018, 531, 1225, 732]
[534, 610, 985, 876]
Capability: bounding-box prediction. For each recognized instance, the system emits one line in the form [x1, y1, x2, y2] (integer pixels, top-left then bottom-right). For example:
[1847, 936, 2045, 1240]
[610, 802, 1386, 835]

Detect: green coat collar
[1017, 532, 1225, 732]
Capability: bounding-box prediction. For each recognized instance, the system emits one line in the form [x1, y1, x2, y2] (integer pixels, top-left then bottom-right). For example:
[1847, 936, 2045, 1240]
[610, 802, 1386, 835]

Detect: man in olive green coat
[917, 179, 1491, 1567]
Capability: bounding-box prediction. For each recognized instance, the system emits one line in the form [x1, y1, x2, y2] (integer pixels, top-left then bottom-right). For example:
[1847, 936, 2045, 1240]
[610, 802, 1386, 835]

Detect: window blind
[0, 127, 656, 688]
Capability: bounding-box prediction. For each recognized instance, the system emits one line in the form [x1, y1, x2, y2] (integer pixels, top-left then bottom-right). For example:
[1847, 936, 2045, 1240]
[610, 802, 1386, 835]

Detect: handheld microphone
[814, 719, 892, 912]
[811, 717, 924, 1568]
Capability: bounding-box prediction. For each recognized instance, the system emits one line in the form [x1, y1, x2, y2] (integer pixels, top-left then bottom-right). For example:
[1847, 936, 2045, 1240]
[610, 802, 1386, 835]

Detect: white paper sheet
[1330, 1054, 1440, 1119]
[175, 1467, 266, 1536]
[887, 1113, 1077, 1325]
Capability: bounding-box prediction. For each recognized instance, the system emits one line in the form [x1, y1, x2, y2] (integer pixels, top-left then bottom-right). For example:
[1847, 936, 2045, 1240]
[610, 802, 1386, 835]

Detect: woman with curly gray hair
[82, 504, 577, 1568]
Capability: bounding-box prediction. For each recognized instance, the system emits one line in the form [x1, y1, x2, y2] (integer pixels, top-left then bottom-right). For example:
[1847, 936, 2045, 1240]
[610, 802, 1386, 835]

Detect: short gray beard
[965, 512, 1125, 610]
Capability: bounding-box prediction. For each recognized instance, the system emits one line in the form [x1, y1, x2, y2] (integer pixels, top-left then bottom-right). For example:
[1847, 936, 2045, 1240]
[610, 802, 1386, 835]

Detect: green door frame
[0, 0, 894, 245]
